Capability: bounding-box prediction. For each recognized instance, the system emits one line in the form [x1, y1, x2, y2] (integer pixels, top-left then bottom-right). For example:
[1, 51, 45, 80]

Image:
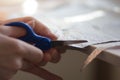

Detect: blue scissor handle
[5, 22, 52, 50]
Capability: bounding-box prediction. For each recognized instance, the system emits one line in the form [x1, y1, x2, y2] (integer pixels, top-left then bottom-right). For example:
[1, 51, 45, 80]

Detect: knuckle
[51, 54, 61, 63]
[24, 16, 35, 21]
[10, 57, 23, 70]
[9, 40, 24, 54]
[12, 60, 23, 70]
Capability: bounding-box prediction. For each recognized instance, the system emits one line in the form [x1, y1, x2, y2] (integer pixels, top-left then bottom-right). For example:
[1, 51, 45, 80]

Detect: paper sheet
[37, 3, 120, 48]
[36, 1, 120, 69]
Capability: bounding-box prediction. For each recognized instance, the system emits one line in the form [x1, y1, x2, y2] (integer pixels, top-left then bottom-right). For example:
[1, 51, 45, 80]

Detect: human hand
[0, 33, 44, 80]
[0, 17, 64, 80]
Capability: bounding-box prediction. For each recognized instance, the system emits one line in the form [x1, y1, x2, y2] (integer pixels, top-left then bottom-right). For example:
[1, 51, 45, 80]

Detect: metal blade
[63, 40, 88, 45]
[51, 40, 88, 47]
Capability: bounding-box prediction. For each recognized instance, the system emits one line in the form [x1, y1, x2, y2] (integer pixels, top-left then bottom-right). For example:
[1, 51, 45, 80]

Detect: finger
[48, 48, 61, 63]
[20, 41, 44, 64]
[40, 48, 61, 65]
[3, 17, 57, 40]
[0, 25, 26, 38]
[0, 24, 44, 64]
[3, 35, 44, 64]
[0, 20, 39, 38]
[39, 52, 52, 66]
[1, 17, 31, 24]
[0, 20, 34, 38]
[33, 20, 57, 40]
[27, 20, 35, 29]
[25, 17, 57, 40]
[21, 63, 62, 80]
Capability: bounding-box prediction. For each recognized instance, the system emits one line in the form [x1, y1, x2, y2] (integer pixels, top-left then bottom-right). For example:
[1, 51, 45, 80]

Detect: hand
[0, 17, 64, 80]
[0, 33, 43, 80]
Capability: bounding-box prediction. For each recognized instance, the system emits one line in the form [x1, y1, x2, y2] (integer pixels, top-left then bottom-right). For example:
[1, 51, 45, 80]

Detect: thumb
[0, 25, 26, 38]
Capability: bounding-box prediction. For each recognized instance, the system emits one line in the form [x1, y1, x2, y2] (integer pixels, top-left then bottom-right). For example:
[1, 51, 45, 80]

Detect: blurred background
[0, 0, 120, 80]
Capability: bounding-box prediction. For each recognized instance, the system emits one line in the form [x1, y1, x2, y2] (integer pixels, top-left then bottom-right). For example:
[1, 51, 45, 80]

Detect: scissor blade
[63, 40, 88, 45]
[51, 40, 88, 47]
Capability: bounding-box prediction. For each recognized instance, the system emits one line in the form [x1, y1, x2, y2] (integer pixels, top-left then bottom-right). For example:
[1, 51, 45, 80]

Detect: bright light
[22, 0, 38, 15]
[64, 10, 105, 23]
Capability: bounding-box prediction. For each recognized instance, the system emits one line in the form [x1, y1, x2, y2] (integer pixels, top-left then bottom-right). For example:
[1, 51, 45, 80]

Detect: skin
[0, 17, 63, 80]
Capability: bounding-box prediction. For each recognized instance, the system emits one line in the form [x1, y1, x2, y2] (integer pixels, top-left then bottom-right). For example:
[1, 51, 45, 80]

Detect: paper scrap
[81, 42, 120, 70]
[81, 47, 105, 70]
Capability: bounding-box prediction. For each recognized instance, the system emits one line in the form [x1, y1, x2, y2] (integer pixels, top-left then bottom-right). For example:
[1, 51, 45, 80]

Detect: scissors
[5, 22, 88, 51]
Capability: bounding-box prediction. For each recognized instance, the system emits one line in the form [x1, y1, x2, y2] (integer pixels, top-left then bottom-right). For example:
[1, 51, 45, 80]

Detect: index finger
[2, 17, 57, 40]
